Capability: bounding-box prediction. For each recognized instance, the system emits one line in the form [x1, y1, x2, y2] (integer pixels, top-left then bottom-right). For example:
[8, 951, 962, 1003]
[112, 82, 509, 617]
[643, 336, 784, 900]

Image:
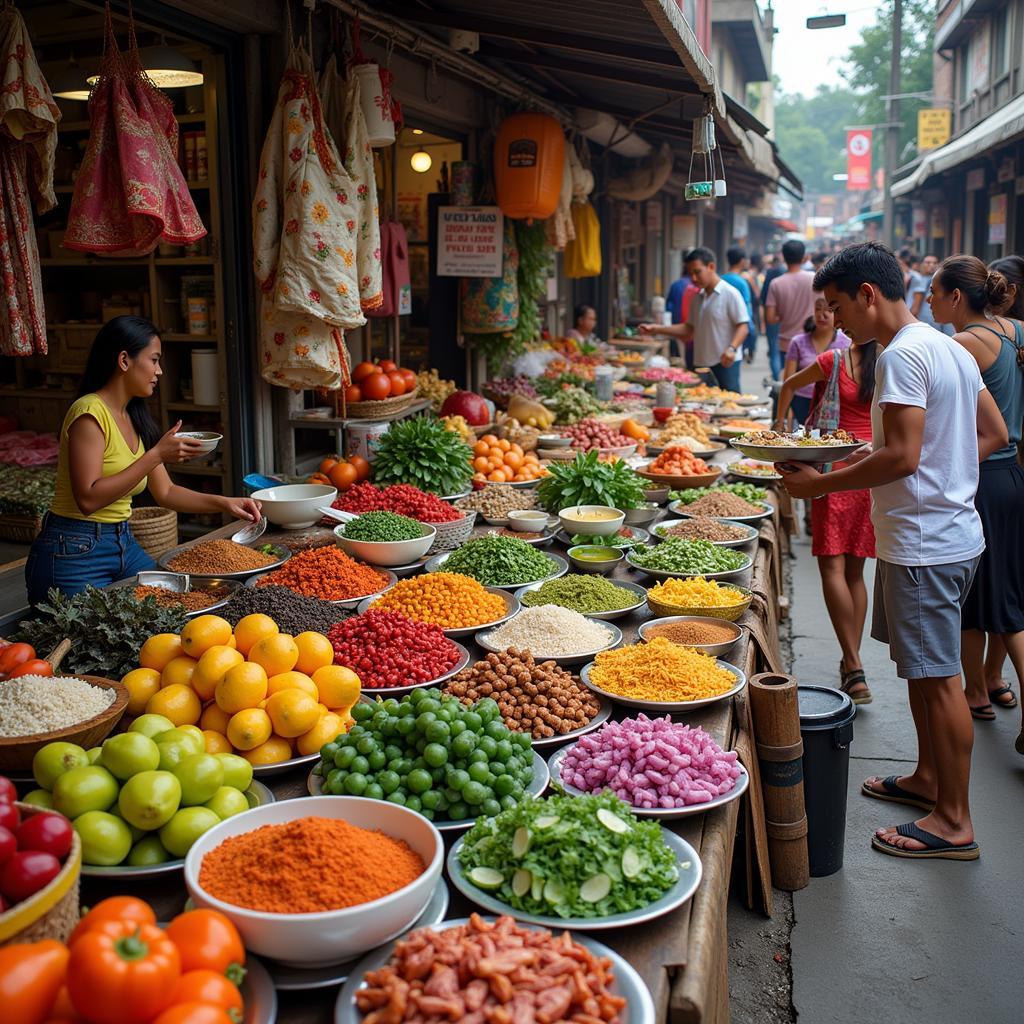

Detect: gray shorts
[871, 557, 981, 680]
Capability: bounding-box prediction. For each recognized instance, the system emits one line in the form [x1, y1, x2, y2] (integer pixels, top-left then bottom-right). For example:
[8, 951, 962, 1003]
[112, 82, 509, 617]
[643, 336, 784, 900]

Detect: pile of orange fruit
[647, 446, 713, 476]
[308, 454, 371, 492]
[470, 434, 548, 485]
[121, 614, 361, 766]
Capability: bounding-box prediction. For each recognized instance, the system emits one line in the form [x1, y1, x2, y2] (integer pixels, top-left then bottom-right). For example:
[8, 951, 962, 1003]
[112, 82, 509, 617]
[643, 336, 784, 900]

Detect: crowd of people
[642, 239, 1024, 863]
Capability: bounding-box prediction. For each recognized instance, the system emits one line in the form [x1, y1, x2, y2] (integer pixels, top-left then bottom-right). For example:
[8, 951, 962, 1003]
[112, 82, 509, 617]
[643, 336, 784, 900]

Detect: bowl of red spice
[247, 546, 397, 608]
[184, 795, 443, 967]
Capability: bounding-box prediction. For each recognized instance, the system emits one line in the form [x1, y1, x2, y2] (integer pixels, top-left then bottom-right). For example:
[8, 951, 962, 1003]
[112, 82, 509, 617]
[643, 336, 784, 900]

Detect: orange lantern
[494, 112, 565, 221]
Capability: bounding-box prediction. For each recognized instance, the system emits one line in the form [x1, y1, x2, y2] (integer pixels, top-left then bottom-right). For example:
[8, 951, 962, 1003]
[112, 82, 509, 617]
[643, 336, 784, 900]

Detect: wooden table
[79, 504, 785, 1024]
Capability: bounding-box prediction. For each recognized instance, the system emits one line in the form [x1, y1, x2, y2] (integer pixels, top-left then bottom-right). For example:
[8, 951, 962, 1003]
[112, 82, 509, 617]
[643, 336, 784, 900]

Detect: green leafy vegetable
[458, 792, 678, 919]
[537, 451, 645, 513]
[440, 535, 558, 586]
[371, 416, 473, 496]
[669, 483, 768, 505]
[628, 538, 748, 574]
[547, 385, 602, 425]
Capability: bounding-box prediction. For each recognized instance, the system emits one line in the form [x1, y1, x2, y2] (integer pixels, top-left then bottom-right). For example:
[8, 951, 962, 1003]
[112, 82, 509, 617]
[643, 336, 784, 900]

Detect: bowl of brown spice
[638, 615, 743, 658]
[160, 539, 291, 580]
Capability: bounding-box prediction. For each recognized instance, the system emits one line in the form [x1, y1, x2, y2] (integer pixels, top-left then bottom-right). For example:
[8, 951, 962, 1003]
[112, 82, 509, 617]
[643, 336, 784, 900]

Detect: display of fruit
[481, 376, 538, 407]
[559, 419, 632, 451]
[441, 414, 474, 444]
[126, 616, 360, 769]
[0, 642, 52, 680]
[345, 360, 418, 402]
[0, 898, 246, 1024]
[646, 446, 712, 476]
[620, 418, 651, 442]
[0, 788, 74, 911]
[506, 394, 555, 430]
[470, 435, 548, 485]
[416, 369, 457, 411]
[439, 390, 490, 426]
[308, 454, 372, 490]
[500, 419, 541, 452]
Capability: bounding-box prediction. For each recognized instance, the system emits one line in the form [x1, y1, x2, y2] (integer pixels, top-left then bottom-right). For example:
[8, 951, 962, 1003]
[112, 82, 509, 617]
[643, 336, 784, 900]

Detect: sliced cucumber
[579, 873, 611, 903]
[468, 866, 504, 890]
[622, 846, 643, 879]
[512, 868, 532, 898]
[535, 815, 561, 829]
[543, 878, 565, 904]
[512, 826, 531, 858]
[597, 807, 630, 834]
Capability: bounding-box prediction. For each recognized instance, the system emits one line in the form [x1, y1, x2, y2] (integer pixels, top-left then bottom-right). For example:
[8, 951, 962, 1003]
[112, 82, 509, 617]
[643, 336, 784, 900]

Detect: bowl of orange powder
[183, 796, 443, 967]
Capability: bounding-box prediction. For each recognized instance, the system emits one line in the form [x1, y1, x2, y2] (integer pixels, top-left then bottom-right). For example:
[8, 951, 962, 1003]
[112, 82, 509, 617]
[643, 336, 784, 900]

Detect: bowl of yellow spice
[645, 577, 752, 621]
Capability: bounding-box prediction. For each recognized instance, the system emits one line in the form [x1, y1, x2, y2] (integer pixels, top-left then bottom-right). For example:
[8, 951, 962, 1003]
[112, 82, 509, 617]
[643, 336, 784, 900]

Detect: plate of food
[730, 429, 868, 463]
[579, 655, 747, 712]
[727, 459, 782, 481]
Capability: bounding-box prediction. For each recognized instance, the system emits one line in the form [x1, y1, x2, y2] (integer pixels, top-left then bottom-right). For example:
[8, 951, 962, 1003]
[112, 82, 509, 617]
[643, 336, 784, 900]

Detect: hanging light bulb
[411, 128, 424, 135]
[410, 148, 432, 173]
[50, 55, 91, 101]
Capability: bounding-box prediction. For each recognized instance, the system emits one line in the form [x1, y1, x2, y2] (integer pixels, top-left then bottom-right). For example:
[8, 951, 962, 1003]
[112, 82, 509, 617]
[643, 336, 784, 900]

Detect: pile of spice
[356, 915, 627, 1023]
[643, 619, 738, 646]
[521, 574, 639, 615]
[331, 482, 462, 523]
[339, 510, 424, 542]
[454, 484, 537, 518]
[441, 535, 559, 587]
[367, 572, 507, 630]
[683, 492, 766, 518]
[445, 648, 601, 739]
[275, 529, 337, 553]
[656, 518, 751, 542]
[647, 577, 748, 609]
[0, 675, 115, 737]
[587, 637, 736, 702]
[629, 538, 747, 575]
[197, 816, 424, 913]
[255, 547, 387, 601]
[484, 606, 614, 657]
[327, 609, 462, 688]
[167, 540, 278, 575]
[657, 412, 712, 446]
[221, 584, 352, 634]
[491, 527, 546, 541]
[560, 715, 742, 809]
[133, 583, 222, 611]
[670, 482, 768, 505]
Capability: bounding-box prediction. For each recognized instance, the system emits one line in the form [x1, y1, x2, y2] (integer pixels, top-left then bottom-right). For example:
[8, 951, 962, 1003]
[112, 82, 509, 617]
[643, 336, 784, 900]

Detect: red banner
[846, 129, 872, 191]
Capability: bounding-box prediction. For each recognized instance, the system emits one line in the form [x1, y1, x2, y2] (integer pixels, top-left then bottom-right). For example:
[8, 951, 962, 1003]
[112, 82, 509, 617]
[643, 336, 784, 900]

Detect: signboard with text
[918, 109, 951, 152]
[846, 129, 872, 191]
[436, 207, 504, 277]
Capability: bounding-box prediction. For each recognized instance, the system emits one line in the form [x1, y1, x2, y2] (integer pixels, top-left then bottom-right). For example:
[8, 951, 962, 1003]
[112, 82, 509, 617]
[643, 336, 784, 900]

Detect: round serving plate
[245, 568, 398, 610]
[445, 829, 702, 933]
[158, 544, 291, 581]
[651, 519, 759, 549]
[553, 526, 649, 548]
[645, 440, 725, 458]
[387, 557, 432, 578]
[667, 499, 773, 523]
[624, 549, 753, 582]
[635, 465, 722, 489]
[514, 578, 648, 622]
[424, 551, 568, 591]
[474, 619, 622, 668]
[357, 589, 520, 640]
[80, 780, 274, 878]
[483, 478, 543, 489]
[729, 439, 868, 463]
[329, 642, 472, 700]
[636, 614, 743, 657]
[526, 696, 613, 751]
[726, 461, 782, 482]
[481, 526, 558, 547]
[113, 575, 243, 617]
[578, 659, 747, 713]
[333, 917, 656, 1024]
[548, 747, 750, 821]
[254, 879, 450, 992]
[308, 751, 549, 834]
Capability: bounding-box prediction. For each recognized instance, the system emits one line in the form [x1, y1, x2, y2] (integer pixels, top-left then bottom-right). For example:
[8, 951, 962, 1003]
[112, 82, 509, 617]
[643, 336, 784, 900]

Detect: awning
[892, 93, 1024, 197]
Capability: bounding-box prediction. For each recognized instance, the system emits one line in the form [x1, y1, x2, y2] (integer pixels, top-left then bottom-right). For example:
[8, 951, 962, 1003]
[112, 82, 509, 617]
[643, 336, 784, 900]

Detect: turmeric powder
[197, 816, 425, 913]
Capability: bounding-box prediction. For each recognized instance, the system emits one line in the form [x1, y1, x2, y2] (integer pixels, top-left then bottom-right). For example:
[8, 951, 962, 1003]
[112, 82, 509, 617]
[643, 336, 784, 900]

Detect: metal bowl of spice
[475, 606, 622, 668]
[652, 518, 759, 549]
[515, 577, 648, 622]
[117, 574, 244, 616]
[637, 615, 743, 658]
[160, 540, 291, 580]
[667, 494, 773, 523]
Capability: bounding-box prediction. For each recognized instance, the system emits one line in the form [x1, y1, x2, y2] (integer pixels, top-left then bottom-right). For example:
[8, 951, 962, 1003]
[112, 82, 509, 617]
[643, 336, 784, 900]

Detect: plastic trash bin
[797, 685, 856, 876]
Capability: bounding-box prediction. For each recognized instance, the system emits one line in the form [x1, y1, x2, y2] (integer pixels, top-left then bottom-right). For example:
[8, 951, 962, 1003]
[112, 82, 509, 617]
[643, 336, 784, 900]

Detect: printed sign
[436, 207, 504, 278]
[507, 139, 537, 168]
[918, 109, 951, 152]
[988, 193, 1007, 245]
[846, 129, 872, 191]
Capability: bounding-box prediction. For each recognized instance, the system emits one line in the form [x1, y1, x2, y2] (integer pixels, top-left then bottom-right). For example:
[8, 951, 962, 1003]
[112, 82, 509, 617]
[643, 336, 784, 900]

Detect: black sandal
[840, 664, 872, 705]
[988, 685, 1018, 709]
[970, 703, 997, 721]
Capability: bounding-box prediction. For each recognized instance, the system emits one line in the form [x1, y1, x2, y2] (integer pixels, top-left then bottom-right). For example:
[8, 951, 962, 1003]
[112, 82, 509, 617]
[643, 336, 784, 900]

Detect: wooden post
[747, 672, 809, 892]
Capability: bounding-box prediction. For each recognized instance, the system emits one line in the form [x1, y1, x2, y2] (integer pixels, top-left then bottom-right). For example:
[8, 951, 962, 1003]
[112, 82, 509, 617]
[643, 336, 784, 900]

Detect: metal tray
[579, 659, 747, 713]
[729, 439, 867, 463]
[113, 574, 243, 616]
[424, 551, 568, 591]
[514, 578, 648, 621]
[553, 526, 650, 548]
[651, 519, 759, 549]
[667, 499, 774, 524]
[624, 549, 753, 582]
[527, 696, 613, 751]
[245, 567, 398, 609]
[636, 614, 743, 657]
[474, 619, 622, 668]
[158, 543, 291, 580]
[357, 587, 521, 639]
[328, 641, 472, 699]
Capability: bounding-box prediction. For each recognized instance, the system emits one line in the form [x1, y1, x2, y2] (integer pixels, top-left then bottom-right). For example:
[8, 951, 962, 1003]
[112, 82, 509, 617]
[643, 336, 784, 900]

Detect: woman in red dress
[775, 342, 878, 703]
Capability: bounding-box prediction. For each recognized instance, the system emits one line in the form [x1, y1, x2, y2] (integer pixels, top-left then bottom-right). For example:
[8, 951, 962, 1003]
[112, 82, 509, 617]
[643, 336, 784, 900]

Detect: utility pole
[882, 0, 902, 248]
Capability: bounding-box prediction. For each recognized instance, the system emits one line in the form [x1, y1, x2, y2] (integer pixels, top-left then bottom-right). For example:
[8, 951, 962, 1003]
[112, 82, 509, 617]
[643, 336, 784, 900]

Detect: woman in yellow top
[26, 316, 260, 605]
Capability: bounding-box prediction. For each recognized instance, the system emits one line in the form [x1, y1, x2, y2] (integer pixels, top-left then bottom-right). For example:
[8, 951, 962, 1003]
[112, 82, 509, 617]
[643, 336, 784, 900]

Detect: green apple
[204, 786, 249, 820]
[32, 741, 88, 791]
[215, 753, 253, 792]
[159, 806, 220, 857]
[21, 789, 53, 809]
[86, 747, 103, 764]
[130, 714, 176, 739]
[73, 810, 132, 866]
[101, 733, 160, 780]
[127, 835, 170, 867]
[156, 728, 205, 757]
[52, 765, 119, 818]
[173, 754, 224, 806]
[118, 770, 181, 831]
[106, 801, 145, 842]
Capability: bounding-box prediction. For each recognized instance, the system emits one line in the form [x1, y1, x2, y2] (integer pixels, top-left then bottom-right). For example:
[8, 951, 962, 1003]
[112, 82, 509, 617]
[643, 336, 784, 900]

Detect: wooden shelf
[154, 256, 215, 265]
[288, 399, 432, 430]
[160, 333, 218, 342]
[186, 180, 210, 189]
[167, 401, 220, 413]
[0, 388, 76, 400]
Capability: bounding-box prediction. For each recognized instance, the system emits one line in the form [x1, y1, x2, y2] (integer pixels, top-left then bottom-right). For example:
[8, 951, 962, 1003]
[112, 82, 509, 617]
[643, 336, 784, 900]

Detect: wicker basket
[646, 584, 753, 622]
[0, 512, 43, 543]
[0, 804, 82, 946]
[425, 510, 477, 553]
[342, 386, 420, 420]
[130, 506, 179, 559]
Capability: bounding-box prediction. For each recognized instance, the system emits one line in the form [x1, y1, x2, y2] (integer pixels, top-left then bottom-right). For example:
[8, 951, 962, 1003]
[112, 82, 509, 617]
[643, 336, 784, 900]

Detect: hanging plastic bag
[564, 201, 601, 278]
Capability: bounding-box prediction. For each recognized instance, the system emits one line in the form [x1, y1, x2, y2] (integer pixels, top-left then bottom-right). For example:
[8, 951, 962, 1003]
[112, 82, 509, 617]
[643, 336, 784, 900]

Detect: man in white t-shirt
[780, 242, 1008, 862]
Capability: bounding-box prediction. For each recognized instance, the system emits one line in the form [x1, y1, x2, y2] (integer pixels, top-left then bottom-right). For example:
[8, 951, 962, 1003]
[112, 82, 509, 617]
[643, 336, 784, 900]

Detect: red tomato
[16, 812, 73, 860]
[328, 462, 358, 491]
[0, 850, 61, 902]
[8, 659, 52, 679]
[347, 455, 370, 482]
[152, 1004, 233, 1024]
[378, 359, 398, 373]
[0, 826, 15, 867]
[0, 642, 34, 676]
[360, 372, 391, 401]
[0, 776, 16, 803]
[386, 372, 406, 397]
[344, 383, 362, 403]
[69, 896, 156, 946]
[352, 361, 377, 382]
[0, 802, 18, 831]
[398, 368, 417, 391]
[171, 971, 243, 1015]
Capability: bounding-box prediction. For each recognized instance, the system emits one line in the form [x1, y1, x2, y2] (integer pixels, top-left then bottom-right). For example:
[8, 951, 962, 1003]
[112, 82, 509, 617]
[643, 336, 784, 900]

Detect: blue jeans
[790, 394, 812, 425]
[743, 326, 757, 359]
[710, 360, 741, 393]
[766, 323, 783, 379]
[26, 512, 155, 606]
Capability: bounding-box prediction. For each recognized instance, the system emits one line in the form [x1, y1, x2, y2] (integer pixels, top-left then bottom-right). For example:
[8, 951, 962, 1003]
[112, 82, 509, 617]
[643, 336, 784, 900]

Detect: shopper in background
[744, 253, 764, 363]
[666, 270, 700, 369]
[761, 253, 785, 378]
[775, 331, 879, 703]
[927, 256, 1024, 749]
[781, 241, 1008, 861]
[765, 240, 816, 381]
[567, 304, 600, 345]
[777, 295, 851, 425]
[722, 247, 756, 366]
[638, 246, 749, 391]
[26, 316, 261, 605]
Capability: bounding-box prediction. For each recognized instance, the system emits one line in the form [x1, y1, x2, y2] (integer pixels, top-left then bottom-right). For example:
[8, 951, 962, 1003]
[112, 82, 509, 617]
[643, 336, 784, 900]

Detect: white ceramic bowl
[558, 505, 625, 537]
[333, 522, 437, 566]
[184, 796, 443, 968]
[250, 484, 338, 529]
[507, 510, 550, 532]
[176, 430, 222, 455]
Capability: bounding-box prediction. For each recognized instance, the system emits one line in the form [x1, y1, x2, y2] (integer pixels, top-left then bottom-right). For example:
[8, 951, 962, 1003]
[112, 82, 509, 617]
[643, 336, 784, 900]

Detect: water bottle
[655, 381, 676, 408]
[595, 366, 614, 402]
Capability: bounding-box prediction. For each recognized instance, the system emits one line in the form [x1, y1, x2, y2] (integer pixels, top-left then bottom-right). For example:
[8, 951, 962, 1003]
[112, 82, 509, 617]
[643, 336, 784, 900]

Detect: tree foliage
[775, 85, 860, 194]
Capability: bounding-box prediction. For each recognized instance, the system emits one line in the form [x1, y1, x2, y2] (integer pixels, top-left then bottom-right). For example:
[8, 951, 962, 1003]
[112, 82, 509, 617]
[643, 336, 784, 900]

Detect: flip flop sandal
[861, 775, 935, 811]
[970, 703, 997, 721]
[840, 666, 873, 705]
[871, 822, 980, 861]
[988, 685, 1018, 709]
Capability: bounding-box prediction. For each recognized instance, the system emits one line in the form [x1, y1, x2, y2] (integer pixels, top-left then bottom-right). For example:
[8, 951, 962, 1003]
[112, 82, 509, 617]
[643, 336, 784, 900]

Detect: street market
[1, 2, 1023, 1023]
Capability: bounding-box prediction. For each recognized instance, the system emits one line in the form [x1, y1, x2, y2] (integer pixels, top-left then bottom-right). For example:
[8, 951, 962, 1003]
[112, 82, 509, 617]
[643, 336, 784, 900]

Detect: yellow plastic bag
[564, 201, 601, 278]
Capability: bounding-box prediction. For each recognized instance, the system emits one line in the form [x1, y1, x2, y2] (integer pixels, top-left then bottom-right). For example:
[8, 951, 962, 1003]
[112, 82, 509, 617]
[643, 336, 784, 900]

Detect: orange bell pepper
[0, 940, 69, 1024]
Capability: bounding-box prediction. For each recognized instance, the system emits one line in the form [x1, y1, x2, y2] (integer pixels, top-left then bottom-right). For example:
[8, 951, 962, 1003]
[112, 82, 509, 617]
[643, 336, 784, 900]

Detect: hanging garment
[544, 141, 575, 252]
[254, 46, 365, 389]
[564, 201, 601, 278]
[461, 219, 519, 333]
[64, 5, 204, 255]
[368, 220, 411, 319]
[0, 5, 59, 356]
[319, 54, 382, 313]
[568, 140, 593, 202]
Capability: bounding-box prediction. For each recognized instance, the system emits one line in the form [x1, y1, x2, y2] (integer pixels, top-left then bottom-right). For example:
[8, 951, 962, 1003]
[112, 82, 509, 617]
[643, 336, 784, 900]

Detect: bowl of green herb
[425, 535, 568, 590]
[334, 511, 437, 566]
